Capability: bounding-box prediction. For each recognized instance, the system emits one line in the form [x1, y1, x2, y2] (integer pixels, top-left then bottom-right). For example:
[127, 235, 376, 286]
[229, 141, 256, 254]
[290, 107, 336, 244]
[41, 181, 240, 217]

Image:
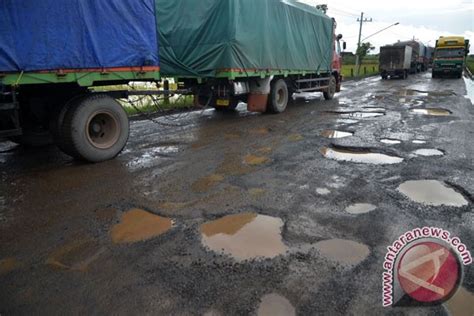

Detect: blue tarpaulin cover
[0, 0, 159, 73]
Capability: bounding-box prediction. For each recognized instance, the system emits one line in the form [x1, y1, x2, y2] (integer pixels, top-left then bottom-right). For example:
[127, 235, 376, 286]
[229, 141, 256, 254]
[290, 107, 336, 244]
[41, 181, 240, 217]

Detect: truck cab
[433, 36, 470, 78]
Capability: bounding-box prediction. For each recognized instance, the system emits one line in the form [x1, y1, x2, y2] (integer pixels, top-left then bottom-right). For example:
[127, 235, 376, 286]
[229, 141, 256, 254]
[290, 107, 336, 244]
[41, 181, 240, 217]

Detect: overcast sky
[300, 0, 474, 53]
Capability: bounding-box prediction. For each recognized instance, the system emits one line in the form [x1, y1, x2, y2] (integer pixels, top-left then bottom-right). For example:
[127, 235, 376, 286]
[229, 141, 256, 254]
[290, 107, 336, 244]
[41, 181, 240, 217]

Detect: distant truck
[394, 40, 429, 72]
[433, 36, 470, 78]
[379, 45, 413, 79]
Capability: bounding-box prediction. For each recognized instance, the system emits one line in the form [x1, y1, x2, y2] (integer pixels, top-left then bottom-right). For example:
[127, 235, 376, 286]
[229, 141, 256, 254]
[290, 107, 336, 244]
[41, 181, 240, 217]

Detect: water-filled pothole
[380, 139, 401, 145]
[321, 130, 353, 139]
[328, 111, 384, 118]
[320, 147, 404, 165]
[345, 203, 377, 214]
[110, 208, 173, 244]
[398, 180, 468, 207]
[412, 140, 427, 144]
[412, 149, 444, 157]
[315, 239, 370, 266]
[445, 287, 474, 316]
[411, 108, 451, 116]
[257, 293, 296, 316]
[200, 213, 288, 261]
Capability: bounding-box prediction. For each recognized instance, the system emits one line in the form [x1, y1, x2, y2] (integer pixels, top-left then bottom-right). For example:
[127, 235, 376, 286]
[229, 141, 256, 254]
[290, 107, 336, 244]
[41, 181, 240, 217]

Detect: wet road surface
[1, 73, 473, 315]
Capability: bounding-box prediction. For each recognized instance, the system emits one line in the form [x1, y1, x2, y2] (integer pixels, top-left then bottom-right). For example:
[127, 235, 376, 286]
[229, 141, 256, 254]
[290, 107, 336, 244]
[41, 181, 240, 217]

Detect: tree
[356, 42, 375, 64]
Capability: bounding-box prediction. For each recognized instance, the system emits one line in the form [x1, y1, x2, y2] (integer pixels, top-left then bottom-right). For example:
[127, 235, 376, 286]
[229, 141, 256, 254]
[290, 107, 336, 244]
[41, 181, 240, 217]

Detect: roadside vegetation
[93, 82, 194, 116]
[342, 53, 379, 79]
[466, 55, 474, 74]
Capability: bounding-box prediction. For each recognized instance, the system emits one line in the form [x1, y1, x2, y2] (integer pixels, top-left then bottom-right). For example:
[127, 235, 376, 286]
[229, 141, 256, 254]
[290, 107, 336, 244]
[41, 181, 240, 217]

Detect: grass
[466, 56, 474, 74]
[92, 81, 194, 116]
[342, 64, 379, 78]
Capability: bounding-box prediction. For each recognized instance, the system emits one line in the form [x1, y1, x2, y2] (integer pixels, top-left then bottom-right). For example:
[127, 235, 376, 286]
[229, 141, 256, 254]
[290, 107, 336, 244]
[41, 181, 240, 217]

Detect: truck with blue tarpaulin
[0, 0, 343, 162]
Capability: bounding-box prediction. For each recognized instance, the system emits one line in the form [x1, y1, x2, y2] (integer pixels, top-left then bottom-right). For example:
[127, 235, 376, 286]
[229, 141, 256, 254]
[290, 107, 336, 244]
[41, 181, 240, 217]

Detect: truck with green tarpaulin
[0, 0, 344, 162]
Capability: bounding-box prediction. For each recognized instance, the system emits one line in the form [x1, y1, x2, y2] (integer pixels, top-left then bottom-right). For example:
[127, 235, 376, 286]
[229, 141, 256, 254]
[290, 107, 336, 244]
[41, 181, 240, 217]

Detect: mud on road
[1, 73, 473, 315]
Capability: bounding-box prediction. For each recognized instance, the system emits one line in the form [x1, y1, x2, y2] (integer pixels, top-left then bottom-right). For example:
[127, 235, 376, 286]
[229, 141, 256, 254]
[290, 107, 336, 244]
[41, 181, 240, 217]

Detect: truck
[0, 0, 343, 163]
[394, 40, 429, 72]
[156, 0, 344, 114]
[432, 36, 470, 78]
[379, 45, 413, 80]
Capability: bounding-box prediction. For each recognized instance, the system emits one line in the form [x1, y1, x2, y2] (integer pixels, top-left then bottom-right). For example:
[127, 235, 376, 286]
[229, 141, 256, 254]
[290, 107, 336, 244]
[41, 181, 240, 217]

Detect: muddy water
[315, 239, 370, 266]
[321, 130, 353, 139]
[445, 287, 474, 316]
[380, 139, 401, 145]
[110, 209, 173, 244]
[257, 293, 296, 316]
[411, 108, 451, 116]
[412, 149, 444, 157]
[192, 174, 225, 192]
[243, 155, 269, 166]
[398, 180, 468, 207]
[46, 239, 106, 271]
[200, 213, 288, 261]
[345, 203, 377, 214]
[320, 147, 404, 165]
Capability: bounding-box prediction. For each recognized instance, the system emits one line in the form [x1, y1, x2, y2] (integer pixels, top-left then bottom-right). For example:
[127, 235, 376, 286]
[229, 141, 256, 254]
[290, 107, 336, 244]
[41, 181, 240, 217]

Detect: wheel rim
[86, 111, 120, 149]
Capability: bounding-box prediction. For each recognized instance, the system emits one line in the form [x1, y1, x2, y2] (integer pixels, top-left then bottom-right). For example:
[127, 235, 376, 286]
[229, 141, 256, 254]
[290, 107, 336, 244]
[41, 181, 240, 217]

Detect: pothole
[363, 107, 386, 112]
[411, 108, 451, 116]
[412, 149, 444, 157]
[200, 213, 288, 261]
[445, 287, 474, 316]
[314, 239, 370, 266]
[192, 174, 225, 192]
[320, 147, 404, 165]
[328, 111, 385, 118]
[345, 203, 377, 214]
[110, 208, 173, 244]
[321, 130, 353, 139]
[257, 293, 296, 316]
[398, 180, 468, 207]
[380, 139, 401, 145]
[412, 140, 427, 144]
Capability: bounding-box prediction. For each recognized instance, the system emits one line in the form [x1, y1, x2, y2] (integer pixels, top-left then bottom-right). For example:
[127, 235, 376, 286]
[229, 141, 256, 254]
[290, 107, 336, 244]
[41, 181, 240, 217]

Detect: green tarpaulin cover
[156, 0, 334, 77]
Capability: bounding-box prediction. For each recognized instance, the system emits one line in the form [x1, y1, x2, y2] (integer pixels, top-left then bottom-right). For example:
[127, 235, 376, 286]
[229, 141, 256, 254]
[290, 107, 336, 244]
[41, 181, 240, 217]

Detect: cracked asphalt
[0, 72, 473, 315]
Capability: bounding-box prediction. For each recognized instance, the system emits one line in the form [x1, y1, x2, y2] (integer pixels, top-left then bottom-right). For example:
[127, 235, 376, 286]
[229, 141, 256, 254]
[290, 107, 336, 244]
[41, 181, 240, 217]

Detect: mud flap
[247, 76, 272, 113]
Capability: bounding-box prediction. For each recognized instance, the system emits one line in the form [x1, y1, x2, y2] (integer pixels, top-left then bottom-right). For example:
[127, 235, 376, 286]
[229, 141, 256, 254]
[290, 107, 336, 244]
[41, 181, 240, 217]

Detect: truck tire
[267, 79, 289, 113]
[323, 76, 337, 100]
[60, 94, 129, 162]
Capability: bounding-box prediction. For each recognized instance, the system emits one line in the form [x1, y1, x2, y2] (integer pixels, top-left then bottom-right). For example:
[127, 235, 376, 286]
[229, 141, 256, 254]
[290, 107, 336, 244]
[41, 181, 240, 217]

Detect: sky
[299, 0, 474, 53]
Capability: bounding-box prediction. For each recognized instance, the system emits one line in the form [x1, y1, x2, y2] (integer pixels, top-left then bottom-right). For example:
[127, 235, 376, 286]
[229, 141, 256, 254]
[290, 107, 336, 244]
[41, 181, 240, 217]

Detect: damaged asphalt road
[0, 73, 473, 315]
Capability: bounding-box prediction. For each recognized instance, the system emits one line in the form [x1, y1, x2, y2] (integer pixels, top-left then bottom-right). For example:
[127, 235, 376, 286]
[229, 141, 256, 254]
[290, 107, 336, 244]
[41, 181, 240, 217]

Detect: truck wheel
[60, 94, 129, 162]
[323, 76, 337, 100]
[267, 79, 289, 113]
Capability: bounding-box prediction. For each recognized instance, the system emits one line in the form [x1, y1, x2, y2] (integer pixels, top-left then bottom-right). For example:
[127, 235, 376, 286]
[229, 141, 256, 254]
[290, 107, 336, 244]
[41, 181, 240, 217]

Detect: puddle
[321, 130, 353, 139]
[288, 134, 304, 142]
[46, 239, 106, 271]
[411, 108, 451, 116]
[398, 180, 468, 207]
[320, 147, 404, 165]
[412, 149, 444, 157]
[380, 139, 401, 145]
[0, 257, 19, 275]
[363, 107, 386, 112]
[192, 174, 225, 192]
[445, 287, 474, 316]
[110, 208, 173, 244]
[329, 111, 385, 118]
[412, 140, 427, 144]
[243, 155, 269, 166]
[346, 203, 377, 214]
[315, 239, 370, 266]
[257, 293, 296, 316]
[127, 146, 180, 170]
[200, 213, 288, 261]
[399, 89, 429, 97]
[336, 119, 359, 124]
[316, 188, 331, 195]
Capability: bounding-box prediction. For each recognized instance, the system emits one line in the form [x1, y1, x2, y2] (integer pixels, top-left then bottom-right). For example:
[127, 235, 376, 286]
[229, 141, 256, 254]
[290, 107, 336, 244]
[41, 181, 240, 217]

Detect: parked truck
[432, 36, 470, 78]
[394, 40, 428, 72]
[379, 45, 413, 79]
[0, 0, 343, 162]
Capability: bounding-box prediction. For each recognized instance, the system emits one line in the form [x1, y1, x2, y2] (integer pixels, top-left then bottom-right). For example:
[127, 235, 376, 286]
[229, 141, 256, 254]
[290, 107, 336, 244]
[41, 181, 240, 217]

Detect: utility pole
[355, 12, 372, 76]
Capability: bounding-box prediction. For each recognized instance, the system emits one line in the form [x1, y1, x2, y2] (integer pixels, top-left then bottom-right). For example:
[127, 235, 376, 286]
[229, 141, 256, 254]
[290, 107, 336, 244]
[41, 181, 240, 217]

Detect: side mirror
[343, 42, 347, 50]
[337, 34, 343, 41]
